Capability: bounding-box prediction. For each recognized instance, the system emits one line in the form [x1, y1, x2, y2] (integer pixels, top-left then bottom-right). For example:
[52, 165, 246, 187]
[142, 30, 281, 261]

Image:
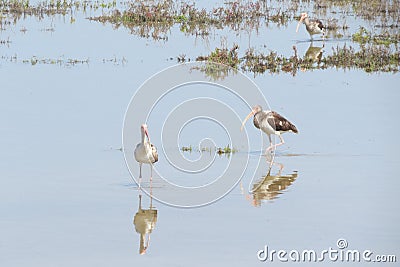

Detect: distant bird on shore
[134, 124, 158, 179]
[241, 105, 298, 153]
[296, 12, 325, 40]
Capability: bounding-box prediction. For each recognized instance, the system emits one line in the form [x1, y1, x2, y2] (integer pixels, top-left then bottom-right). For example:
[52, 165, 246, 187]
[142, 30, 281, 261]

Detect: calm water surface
[1, 1, 399, 266]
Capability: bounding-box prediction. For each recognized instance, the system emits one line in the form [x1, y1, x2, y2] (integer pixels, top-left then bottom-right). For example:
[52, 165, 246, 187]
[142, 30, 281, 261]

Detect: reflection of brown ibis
[242, 163, 298, 207]
[134, 124, 158, 179]
[304, 42, 324, 63]
[241, 105, 298, 153]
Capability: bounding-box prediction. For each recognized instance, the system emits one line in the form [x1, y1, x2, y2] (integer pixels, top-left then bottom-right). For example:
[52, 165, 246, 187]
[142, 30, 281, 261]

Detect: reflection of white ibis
[296, 12, 325, 40]
[134, 188, 157, 255]
[134, 124, 158, 179]
[241, 105, 298, 153]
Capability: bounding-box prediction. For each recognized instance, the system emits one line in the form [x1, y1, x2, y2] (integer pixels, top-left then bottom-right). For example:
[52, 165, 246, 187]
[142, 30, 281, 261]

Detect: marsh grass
[1, 0, 399, 73]
[352, 26, 399, 46]
[194, 42, 399, 75]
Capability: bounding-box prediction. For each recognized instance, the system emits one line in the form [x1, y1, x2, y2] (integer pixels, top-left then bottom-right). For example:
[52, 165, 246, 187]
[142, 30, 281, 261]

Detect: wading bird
[241, 105, 298, 153]
[134, 124, 158, 180]
[296, 12, 325, 40]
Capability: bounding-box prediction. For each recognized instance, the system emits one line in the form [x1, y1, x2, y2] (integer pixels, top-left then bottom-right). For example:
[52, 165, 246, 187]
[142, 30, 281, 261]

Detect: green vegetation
[217, 145, 238, 155]
[194, 43, 399, 75]
[196, 45, 239, 68]
[1, 0, 399, 73]
[180, 145, 238, 155]
[181, 146, 193, 152]
[352, 27, 399, 46]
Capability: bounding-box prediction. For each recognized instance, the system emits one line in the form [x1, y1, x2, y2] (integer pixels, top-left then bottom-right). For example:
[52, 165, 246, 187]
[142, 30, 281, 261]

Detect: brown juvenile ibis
[241, 105, 298, 153]
[296, 12, 325, 40]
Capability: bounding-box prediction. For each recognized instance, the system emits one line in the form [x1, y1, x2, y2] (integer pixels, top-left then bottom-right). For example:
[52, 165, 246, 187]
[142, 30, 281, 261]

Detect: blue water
[1, 1, 399, 266]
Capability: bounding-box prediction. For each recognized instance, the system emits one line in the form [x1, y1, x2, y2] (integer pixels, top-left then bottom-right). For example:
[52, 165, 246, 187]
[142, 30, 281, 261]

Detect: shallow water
[1, 1, 399, 266]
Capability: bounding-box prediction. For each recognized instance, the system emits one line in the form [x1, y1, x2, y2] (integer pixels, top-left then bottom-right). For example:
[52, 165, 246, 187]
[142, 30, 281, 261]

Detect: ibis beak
[241, 109, 256, 131]
[296, 16, 304, 33]
[144, 127, 150, 143]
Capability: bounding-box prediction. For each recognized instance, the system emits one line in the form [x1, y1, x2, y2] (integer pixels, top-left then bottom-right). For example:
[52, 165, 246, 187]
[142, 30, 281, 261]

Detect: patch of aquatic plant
[194, 43, 399, 76]
[324, 44, 399, 73]
[1, 54, 88, 66]
[241, 47, 298, 75]
[311, 0, 400, 26]
[0, 37, 11, 45]
[196, 45, 239, 68]
[180, 145, 238, 155]
[181, 146, 193, 152]
[89, 0, 304, 41]
[352, 27, 399, 46]
[0, 0, 117, 31]
[102, 56, 127, 65]
[0, 0, 117, 13]
[1, 54, 127, 66]
[324, 18, 349, 31]
[217, 145, 238, 155]
[190, 61, 238, 81]
[23, 55, 89, 66]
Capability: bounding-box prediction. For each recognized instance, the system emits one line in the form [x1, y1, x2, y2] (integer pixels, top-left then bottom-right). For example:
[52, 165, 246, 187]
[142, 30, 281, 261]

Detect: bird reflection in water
[133, 179, 158, 255]
[242, 160, 298, 207]
[304, 42, 324, 65]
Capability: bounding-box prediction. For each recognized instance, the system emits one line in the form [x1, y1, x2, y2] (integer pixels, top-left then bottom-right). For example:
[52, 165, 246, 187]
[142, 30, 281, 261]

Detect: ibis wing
[151, 144, 158, 163]
[317, 19, 325, 30]
[270, 111, 298, 133]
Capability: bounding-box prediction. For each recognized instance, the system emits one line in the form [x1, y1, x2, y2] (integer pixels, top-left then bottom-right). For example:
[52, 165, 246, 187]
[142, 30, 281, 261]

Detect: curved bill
[240, 110, 255, 131]
[296, 17, 304, 33]
[145, 129, 150, 143]
[142, 124, 151, 143]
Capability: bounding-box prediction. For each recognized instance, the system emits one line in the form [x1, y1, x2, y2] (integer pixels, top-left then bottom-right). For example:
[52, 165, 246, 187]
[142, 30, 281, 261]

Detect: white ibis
[241, 105, 298, 153]
[134, 124, 158, 179]
[296, 12, 325, 40]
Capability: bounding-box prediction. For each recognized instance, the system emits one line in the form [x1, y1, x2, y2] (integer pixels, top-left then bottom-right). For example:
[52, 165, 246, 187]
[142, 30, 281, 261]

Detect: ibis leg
[266, 135, 274, 154]
[150, 165, 153, 182]
[274, 135, 285, 150]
